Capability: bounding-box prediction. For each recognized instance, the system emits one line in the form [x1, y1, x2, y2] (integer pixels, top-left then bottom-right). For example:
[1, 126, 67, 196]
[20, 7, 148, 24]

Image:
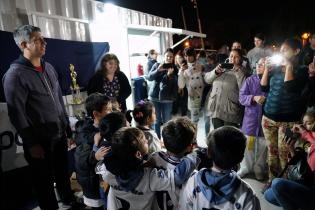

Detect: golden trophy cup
[69, 64, 83, 104]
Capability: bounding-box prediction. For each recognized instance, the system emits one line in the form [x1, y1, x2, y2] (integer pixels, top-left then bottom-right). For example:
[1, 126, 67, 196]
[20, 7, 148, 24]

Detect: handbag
[278, 144, 313, 185]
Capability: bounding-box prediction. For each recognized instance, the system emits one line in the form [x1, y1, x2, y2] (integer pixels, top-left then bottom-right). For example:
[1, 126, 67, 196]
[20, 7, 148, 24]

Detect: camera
[270, 54, 284, 66]
[220, 63, 234, 70]
[193, 147, 213, 170]
[162, 63, 173, 69]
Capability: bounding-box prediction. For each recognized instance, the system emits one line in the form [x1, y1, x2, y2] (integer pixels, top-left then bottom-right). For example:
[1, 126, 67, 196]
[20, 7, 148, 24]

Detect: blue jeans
[264, 178, 315, 210]
[153, 101, 173, 138]
[204, 115, 211, 136]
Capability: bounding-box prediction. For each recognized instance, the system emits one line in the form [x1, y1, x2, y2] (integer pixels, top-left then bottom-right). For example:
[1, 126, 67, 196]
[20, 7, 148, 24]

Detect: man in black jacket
[3, 25, 76, 210]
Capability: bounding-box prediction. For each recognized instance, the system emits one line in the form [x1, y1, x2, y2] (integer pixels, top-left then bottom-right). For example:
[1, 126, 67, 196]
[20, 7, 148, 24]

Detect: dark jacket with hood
[179, 168, 260, 209]
[74, 117, 101, 199]
[3, 55, 70, 148]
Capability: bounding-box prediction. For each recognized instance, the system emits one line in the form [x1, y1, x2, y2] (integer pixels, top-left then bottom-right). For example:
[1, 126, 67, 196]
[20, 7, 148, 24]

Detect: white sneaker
[58, 203, 72, 210]
[237, 169, 248, 178]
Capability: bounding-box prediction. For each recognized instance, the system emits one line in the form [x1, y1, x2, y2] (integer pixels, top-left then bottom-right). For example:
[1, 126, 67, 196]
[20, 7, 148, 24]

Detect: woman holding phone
[204, 48, 247, 129]
[260, 38, 309, 192]
[147, 48, 178, 137]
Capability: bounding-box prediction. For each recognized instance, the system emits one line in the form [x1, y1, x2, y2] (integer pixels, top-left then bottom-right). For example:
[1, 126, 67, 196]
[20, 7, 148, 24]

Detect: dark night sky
[98, 0, 315, 51]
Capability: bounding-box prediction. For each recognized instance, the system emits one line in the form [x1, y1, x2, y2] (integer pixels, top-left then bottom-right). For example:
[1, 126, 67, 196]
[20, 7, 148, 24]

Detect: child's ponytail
[126, 100, 154, 126]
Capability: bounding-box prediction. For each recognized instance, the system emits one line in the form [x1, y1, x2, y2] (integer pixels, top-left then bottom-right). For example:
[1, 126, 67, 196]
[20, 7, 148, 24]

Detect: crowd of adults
[142, 32, 315, 210]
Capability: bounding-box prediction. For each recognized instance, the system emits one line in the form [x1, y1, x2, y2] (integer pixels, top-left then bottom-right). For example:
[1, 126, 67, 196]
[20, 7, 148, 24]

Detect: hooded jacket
[95, 153, 199, 210]
[3, 55, 69, 148]
[179, 168, 261, 210]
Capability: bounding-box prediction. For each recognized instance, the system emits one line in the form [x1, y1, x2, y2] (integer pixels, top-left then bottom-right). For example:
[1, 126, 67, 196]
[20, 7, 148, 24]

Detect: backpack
[278, 145, 313, 186]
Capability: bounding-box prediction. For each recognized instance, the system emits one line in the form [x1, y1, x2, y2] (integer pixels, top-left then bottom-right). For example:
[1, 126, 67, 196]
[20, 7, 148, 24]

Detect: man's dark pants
[23, 136, 74, 210]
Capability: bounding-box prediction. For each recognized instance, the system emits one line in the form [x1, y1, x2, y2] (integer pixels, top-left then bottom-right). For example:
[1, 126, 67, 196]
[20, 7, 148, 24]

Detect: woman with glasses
[237, 58, 268, 180]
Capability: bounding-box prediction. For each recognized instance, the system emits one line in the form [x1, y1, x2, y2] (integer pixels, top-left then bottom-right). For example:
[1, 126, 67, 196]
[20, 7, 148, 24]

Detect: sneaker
[237, 169, 248, 178]
[261, 181, 271, 194]
[59, 203, 72, 210]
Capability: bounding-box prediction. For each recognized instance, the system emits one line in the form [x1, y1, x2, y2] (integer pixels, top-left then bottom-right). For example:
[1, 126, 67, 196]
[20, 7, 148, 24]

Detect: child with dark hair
[96, 127, 199, 210]
[150, 117, 197, 209]
[179, 126, 261, 210]
[110, 99, 121, 112]
[128, 100, 162, 153]
[84, 93, 113, 120]
[94, 111, 128, 158]
[92, 111, 128, 207]
[74, 93, 112, 210]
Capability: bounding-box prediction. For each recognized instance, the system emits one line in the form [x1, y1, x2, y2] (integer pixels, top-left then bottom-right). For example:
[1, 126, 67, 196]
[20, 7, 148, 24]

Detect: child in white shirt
[96, 127, 199, 210]
[179, 126, 261, 210]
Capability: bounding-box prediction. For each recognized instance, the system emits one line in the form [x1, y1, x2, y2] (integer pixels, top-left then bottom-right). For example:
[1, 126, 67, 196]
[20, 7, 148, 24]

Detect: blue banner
[0, 30, 109, 101]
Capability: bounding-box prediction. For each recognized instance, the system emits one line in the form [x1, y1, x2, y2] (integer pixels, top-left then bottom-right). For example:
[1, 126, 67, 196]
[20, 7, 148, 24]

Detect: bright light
[184, 41, 190, 47]
[302, 32, 310, 40]
[270, 54, 283, 65]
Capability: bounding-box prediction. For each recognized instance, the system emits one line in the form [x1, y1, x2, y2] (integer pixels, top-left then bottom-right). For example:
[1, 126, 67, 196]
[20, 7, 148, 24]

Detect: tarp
[0, 30, 110, 101]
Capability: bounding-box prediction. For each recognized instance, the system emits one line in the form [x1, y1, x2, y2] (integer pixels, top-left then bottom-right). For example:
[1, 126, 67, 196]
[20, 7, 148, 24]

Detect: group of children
[73, 92, 261, 210]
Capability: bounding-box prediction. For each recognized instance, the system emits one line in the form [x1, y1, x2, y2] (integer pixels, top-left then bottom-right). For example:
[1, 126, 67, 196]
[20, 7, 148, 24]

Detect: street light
[301, 32, 310, 46]
[184, 40, 190, 47]
[191, 0, 204, 49]
[302, 32, 310, 40]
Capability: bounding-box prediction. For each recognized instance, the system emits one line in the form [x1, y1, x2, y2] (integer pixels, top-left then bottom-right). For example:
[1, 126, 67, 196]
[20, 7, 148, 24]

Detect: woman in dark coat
[147, 48, 178, 137]
[87, 53, 131, 112]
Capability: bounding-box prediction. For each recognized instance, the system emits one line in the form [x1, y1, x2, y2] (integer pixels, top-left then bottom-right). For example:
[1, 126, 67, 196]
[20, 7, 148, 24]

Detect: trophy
[69, 64, 83, 104]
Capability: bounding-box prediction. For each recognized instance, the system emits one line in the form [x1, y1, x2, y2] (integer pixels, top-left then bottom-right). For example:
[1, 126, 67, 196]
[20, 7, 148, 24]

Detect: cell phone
[285, 127, 294, 139]
[162, 63, 173, 69]
[220, 63, 234, 70]
[284, 127, 301, 142]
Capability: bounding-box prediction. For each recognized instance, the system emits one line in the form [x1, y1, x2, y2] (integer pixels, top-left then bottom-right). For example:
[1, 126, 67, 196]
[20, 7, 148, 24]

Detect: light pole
[192, 0, 204, 49]
[180, 5, 187, 30]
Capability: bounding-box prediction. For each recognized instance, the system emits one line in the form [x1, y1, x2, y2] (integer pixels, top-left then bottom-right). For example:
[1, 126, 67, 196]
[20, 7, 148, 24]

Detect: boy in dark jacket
[74, 93, 112, 210]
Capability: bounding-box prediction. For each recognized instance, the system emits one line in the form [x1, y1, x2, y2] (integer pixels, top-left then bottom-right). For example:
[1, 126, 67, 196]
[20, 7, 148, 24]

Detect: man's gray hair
[13, 25, 41, 50]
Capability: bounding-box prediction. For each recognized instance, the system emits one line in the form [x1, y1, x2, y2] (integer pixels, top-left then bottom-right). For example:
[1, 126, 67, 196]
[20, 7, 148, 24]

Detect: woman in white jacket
[178, 47, 205, 124]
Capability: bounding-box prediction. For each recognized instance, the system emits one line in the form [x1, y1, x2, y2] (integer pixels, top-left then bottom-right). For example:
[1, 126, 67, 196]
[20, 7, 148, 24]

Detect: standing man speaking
[3, 25, 75, 210]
